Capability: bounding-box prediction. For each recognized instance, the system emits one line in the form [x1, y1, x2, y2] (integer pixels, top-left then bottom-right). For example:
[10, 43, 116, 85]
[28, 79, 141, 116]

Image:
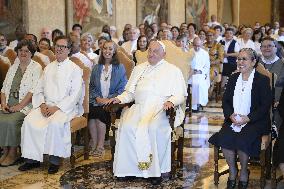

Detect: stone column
[231, 0, 240, 26]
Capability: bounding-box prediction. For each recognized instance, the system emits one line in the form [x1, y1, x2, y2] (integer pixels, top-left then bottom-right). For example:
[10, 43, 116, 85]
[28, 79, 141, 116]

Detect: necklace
[103, 66, 111, 81]
[241, 80, 248, 92]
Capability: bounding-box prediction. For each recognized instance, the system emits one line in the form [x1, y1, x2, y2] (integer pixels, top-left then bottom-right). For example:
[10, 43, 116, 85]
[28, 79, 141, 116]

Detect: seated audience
[237, 28, 255, 50]
[209, 48, 272, 189]
[0, 33, 12, 56]
[88, 40, 127, 157]
[204, 29, 224, 98]
[72, 33, 98, 70]
[19, 36, 83, 174]
[38, 38, 51, 52]
[0, 40, 42, 166]
[170, 26, 180, 41]
[198, 30, 207, 45]
[94, 36, 108, 55]
[252, 29, 263, 55]
[9, 24, 27, 50]
[25, 34, 50, 66]
[121, 27, 139, 55]
[72, 23, 83, 35]
[133, 35, 149, 64]
[273, 88, 284, 180]
[175, 34, 188, 52]
[259, 37, 284, 130]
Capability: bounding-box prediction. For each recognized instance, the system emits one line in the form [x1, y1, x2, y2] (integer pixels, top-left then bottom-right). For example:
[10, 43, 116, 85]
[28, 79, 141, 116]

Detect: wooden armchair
[213, 64, 275, 189]
[3, 49, 17, 65]
[32, 55, 46, 69]
[41, 50, 56, 62]
[105, 41, 191, 177]
[117, 46, 133, 60]
[135, 50, 148, 65]
[69, 56, 91, 168]
[0, 57, 10, 103]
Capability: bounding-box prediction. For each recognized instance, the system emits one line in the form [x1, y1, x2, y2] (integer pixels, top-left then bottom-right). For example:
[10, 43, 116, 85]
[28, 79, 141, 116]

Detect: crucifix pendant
[104, 77, 108, 81]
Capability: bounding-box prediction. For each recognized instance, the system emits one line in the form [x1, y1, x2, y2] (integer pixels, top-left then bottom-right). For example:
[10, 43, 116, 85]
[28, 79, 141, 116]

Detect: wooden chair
[105, 41, 192, 177]
[3, 49, 17, 65]
[41, 50, 56, 62]
[213, 64, 275, 189]
[117, 46, 133, 60]
[0, 57, 11, 103]
[32, 55, 46, 69]
[135, 50, 148, 65]
[116, 49, 135, 79]
[69, 56, 91, 168]
[272, 169, 283, 189]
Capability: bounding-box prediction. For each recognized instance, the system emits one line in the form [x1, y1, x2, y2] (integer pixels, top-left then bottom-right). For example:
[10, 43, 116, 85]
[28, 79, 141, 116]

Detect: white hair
[81, 33, 94, 43]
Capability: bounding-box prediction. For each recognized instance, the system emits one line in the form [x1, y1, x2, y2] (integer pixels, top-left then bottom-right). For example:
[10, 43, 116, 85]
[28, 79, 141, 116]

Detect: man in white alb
[108, 40, 187, 185]
[189, 37, 210, 112]
[19, 36, 83, 174]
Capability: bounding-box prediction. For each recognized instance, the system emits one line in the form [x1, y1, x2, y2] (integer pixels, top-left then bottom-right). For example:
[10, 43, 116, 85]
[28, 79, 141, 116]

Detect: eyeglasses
[236, 57, 250, 62]
[261, 45, 276, 49]
[55, 44, 68, 50]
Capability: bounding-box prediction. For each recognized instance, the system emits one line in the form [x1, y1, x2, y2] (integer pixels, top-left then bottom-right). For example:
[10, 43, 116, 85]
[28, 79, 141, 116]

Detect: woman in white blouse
[88, 40, 127, 157]
[237, 28, 255, 50]
[0, 40, 42, 166]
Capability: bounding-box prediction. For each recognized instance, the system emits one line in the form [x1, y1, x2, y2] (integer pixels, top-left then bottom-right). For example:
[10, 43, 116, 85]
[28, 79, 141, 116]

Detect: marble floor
[1, 101, 284, 189]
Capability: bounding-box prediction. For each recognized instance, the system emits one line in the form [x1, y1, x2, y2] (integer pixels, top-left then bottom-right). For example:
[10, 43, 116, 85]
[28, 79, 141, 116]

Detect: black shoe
[238, 170, 250, 189]
[192, 109, 200, 113]
[150, 177, 162, 185]
[116, 176, 135, 182]
[238, 181, 248, 189]
[48, 163, 59, 174]
[18, 162, 40, 171]
[227, 178, 236, 189]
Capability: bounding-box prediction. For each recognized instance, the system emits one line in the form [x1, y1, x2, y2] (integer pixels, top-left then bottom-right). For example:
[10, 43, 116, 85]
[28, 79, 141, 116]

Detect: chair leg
[214, 146, 220, 185]
[260, 149, 266, 189]
[271, 166, 277, 189]
[177, 136, 184, 168]
[70, 132, 76, 168]
[110, 127, 116, 172]
[83, 127, 89, 160]
[265, 144, 272, 179]
[171, 140, 176, 179]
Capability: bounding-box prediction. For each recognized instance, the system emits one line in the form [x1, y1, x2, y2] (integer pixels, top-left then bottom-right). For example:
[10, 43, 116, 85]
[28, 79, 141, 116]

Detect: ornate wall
[25, 0, 66, 38]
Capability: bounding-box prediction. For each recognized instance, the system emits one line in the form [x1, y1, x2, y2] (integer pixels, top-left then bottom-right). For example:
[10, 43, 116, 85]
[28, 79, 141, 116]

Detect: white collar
[261, 56, 279, 64]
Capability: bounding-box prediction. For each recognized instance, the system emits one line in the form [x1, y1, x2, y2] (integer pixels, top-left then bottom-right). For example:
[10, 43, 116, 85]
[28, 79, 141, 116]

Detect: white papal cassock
[113, 59, 187, 178]
[188, 48, 210, 110]
[21, 58, 83, 162]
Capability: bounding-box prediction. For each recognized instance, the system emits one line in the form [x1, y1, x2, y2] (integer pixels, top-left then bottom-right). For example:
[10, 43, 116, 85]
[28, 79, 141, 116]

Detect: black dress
[273, 89, 284, 166]
[209, 71, 272, 157]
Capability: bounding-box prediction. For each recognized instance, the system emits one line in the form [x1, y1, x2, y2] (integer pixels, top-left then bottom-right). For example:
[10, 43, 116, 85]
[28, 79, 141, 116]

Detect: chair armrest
[103, 103, 132, 113]
[261, 134, 271, 150]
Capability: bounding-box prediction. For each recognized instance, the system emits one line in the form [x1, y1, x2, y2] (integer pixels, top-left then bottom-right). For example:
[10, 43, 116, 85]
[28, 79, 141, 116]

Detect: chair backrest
[117, 50, 135, 79]
[41, 50, 56, 62]
[117, 46, 133, 60]
[135, 50, 148, 65]
[162, 40, 193, 82]
[69, 56, 91, 114]
[32, 55, 46, 69]
[256, 63, 273, 87]
[0, 58, 10, 90]
[3, 49, 17, 65]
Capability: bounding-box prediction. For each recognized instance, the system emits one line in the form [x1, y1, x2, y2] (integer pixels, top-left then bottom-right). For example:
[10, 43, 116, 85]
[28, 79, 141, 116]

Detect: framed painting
[185, 0, 208, 29]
